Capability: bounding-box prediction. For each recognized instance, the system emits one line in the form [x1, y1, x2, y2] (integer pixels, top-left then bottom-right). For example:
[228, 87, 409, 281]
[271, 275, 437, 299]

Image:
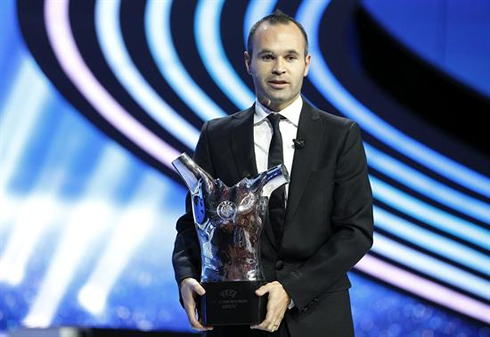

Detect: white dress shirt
[253, 95, 303, 200]
[253, 96, 302, 309]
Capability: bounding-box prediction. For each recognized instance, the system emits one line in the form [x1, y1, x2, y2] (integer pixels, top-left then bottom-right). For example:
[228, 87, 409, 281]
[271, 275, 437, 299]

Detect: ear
[244, 51, 252, 74]
[303, 54, 311, 77]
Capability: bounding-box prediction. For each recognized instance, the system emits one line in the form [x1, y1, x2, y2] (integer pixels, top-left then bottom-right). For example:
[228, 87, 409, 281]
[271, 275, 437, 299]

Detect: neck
[258, 94, 300, 112]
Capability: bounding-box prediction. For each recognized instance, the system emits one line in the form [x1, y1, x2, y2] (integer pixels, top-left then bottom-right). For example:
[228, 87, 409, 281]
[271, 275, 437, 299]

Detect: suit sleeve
[280, 122, 374, 311]
[172, 121, 215, 286]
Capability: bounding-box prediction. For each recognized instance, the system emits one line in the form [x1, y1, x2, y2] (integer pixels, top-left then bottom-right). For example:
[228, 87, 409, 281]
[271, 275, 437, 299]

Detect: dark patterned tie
[267, 113, 286, 247]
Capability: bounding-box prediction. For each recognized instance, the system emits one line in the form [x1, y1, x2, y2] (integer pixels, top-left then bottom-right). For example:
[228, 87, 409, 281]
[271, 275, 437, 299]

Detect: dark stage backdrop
[1, 0, 489, 336]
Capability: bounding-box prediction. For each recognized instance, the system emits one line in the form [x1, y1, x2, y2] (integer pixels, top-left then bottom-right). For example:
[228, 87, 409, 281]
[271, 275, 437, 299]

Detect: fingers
[255, 283, 271, 297]
[251, 300, 285, 333]
[184, 302, 212, 331]
[189, 280, 206, 297]
[180, 278, 213, 332]
[251, 320, 281, 332]
[180, 280, 199, 303]
[251, 281, 290, 332]
[181, 278, 206, 304]
[181, 277, 205, 295]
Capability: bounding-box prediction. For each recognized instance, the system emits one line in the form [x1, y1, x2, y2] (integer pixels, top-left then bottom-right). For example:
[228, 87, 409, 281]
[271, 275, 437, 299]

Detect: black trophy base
[200, 281, 267, 326]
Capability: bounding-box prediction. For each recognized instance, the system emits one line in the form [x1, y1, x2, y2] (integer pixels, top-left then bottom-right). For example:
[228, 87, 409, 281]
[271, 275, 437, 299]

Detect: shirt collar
[254, 95, 303, 127]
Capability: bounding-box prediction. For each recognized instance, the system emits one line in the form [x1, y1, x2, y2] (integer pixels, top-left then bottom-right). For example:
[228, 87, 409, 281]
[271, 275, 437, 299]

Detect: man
[173, 10, 373, 337]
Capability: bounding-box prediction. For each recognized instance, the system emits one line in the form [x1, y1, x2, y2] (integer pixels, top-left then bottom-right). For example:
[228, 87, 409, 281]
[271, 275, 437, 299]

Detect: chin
[267, 92, 289, 101]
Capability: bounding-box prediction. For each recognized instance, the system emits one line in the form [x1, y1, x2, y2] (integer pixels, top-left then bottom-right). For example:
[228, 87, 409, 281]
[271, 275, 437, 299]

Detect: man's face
[245, 22, 311, 111]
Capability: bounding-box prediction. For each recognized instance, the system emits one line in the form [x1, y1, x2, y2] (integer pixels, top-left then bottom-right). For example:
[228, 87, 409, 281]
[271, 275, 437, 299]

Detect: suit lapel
[230, 106, 280, 250]
[228, 103, 324, 252]
[285, 101, 323, 224]
[229, 106, 258, 180]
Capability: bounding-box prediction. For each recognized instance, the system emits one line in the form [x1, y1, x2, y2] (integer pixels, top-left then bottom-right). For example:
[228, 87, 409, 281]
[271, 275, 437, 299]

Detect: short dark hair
[247, 9, 309, 58]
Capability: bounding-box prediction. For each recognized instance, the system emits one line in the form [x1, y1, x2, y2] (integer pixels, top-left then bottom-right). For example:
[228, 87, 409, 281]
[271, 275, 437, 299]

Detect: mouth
[268, 79, 289, 89]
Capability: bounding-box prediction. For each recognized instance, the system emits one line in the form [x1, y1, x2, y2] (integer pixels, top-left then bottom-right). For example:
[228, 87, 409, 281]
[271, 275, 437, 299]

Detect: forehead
[252, 22, 305, 53]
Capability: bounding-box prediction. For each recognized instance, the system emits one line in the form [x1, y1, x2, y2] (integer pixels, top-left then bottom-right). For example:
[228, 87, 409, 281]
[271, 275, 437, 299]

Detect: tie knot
[267, 113, 283, 130]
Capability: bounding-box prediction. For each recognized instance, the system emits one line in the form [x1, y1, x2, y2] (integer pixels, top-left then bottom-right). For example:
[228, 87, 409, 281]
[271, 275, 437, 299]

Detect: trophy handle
[172, 153, 214, 193]
[261, 164, 290, 198]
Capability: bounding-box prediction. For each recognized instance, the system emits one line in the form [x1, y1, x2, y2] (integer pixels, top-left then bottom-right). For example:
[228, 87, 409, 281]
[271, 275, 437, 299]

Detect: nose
[272, 58, 286, 75]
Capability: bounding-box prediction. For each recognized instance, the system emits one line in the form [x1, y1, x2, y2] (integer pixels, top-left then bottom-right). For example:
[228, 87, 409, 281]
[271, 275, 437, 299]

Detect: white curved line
[195, 0, 255, 109]
[366, 144, 489, 224]
[44, 0, 180, 170]
[238, 0, 490, 223]
[243, 0, 277, 48]
[95, 0, 199, 149]
[355, 255, 490, 323]
[371, 176, 489, 248]
[374, 207, 489, 273]
[373, 233, 490, 298]
[145, 0, 226, 121]
[297, 0, 490, 198]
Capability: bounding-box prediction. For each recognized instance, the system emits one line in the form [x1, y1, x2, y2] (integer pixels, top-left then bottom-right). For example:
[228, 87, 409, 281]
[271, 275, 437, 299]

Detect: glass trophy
[172, 153, 289, 326]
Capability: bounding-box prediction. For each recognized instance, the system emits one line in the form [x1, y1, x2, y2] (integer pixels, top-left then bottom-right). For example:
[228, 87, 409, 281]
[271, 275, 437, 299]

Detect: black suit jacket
[173, 101, 374, 336]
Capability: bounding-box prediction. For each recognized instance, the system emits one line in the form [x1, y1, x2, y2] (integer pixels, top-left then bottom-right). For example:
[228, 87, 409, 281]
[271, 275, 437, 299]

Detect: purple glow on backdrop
[355, 255, 490, 323]
[44, 0, 180, 169]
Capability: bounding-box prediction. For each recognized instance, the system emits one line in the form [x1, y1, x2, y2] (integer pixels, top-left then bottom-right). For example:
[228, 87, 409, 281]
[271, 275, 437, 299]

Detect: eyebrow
[257, 49, 301, 56]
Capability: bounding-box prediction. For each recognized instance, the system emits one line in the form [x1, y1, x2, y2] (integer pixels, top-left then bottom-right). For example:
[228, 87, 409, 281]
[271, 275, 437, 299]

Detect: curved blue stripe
[373, 233, 490, 299]
[193, 0, 487, 248]
[195, 0, 255, 109]
[374, 207, 490, 273]
[241, 0, 489, 225]
[95, 0, 199, 149]
[371, 176, 490, 249]
[243, 0, 278, 48]
[297, 0, 490, 198]
[366, 144, 489, 224]
[145, 0, 226, 121]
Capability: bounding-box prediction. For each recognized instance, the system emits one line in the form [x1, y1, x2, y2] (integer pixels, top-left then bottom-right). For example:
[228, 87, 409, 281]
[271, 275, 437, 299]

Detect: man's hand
[180, 278, 213, 331]
[251, 281, 290, 333]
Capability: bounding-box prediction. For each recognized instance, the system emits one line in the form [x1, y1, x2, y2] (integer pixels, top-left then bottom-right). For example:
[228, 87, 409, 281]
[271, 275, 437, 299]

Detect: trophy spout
[261, 164, 290, 198]
[172, 153, 214, 193]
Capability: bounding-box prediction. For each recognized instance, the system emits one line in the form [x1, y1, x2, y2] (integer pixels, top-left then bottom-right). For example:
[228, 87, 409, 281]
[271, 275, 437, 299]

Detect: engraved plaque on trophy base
[200, 281, 267, 326]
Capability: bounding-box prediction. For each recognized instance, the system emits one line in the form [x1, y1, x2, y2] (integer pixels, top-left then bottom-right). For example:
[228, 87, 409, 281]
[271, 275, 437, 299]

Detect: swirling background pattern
[1, 0, 489, 336]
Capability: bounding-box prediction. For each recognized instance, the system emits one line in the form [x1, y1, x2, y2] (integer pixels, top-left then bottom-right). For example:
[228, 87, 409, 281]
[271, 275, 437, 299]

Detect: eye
[286, 54, 298, 61]
[261, 54, 274, 61]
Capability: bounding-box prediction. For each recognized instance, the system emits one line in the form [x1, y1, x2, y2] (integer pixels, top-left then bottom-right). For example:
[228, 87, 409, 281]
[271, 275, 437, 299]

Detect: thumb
[193, 283, 206, 296]
[255, 285, 269, 297]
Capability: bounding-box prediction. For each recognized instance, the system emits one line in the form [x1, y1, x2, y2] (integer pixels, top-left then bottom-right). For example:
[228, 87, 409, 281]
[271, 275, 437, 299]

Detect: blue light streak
[297, 0, 490, 198]
[95, 0, 199, 149]
[243, 0, 277, 49]
[241, 0, 490, 228]
[373, 233, 490, 299]
[78, 172, 163, 315]
[0, 58, 49, 192]
[371, 176, 490, 249]
[366, 144, 489, 224]
[0, 57, 52, 286]
[23, 145, 133, 327]
[374, 207, 490, 273]
[195, 0, 255, 109]
[194, 0, 489, 250]
[145, 0, 226, 121]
